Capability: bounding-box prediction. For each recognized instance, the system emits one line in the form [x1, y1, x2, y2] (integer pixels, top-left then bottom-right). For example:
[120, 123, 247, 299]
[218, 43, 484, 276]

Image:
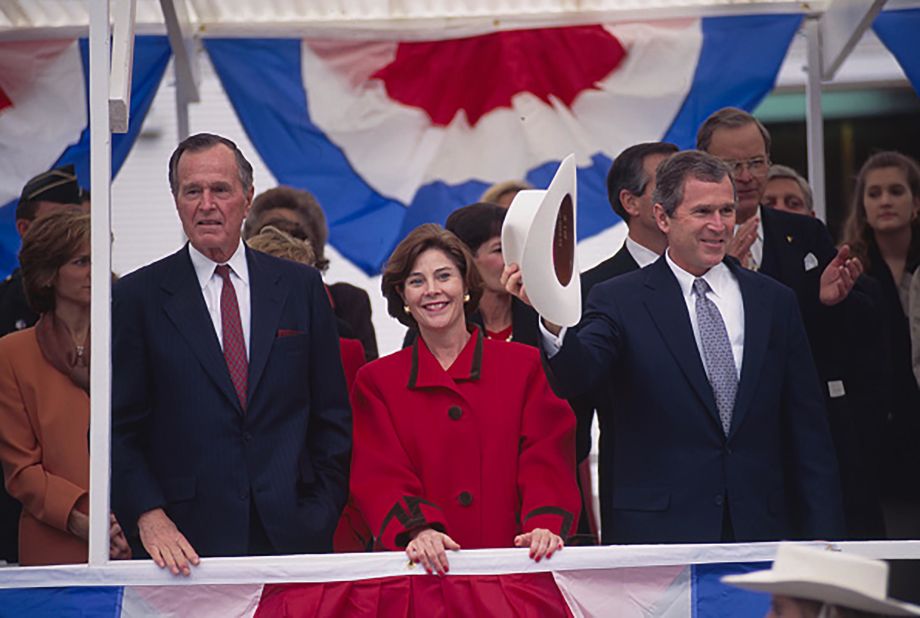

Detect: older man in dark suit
[111, 134, 351, 575]
[505, 151, 844, 544]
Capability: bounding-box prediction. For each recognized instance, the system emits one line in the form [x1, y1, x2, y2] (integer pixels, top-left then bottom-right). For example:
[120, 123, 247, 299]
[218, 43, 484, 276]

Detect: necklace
[485, 325, 514, 342]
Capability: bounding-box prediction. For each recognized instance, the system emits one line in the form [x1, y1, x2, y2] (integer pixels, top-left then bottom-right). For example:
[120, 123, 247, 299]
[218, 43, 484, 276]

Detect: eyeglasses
[722, 157, 769, 176]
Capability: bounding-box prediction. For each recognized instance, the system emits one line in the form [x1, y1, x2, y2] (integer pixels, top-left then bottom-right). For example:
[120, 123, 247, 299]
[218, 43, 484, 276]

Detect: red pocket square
[276, 328, 304, 338]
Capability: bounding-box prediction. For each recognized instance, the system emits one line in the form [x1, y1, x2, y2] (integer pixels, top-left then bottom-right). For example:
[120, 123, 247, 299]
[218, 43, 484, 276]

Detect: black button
[243, 432, 252, 443]
[240, 491, 250, 501]
[724, 446, 732, 455]
[448, 406, 463, 420]
[458, 491, 473, 506]
[714, 494, 724, 507]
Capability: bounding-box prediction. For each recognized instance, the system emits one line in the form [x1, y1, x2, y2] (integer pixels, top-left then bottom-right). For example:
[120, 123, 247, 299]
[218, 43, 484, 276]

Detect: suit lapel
[610, 244, 640, 275]
[246, 249, 287, 406]
[729, 262, 770, 439]
[641, 259, 721, 426]
[161, 246, 241, 411]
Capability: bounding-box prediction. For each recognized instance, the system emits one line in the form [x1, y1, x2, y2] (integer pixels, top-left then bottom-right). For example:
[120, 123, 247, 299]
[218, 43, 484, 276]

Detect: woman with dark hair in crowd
[842, 151, 920, 538]
[403, 203, 539, 347]
[0, 209, 130, 565]
[350, 224, 579, 580]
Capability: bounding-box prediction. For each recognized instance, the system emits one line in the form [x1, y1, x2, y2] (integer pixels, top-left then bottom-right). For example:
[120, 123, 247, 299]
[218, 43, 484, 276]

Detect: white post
[88, 0, 113, 567]
[804, 17, 827, 223]
[108, 0, 136, 133]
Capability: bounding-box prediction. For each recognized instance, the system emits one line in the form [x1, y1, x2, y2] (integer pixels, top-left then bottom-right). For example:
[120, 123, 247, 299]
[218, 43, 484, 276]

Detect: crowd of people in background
[0, 107, 917, 612]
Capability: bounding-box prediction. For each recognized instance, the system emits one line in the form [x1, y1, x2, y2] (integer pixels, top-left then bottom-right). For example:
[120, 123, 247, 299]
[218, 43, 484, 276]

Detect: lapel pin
[785, 235, 793, 243]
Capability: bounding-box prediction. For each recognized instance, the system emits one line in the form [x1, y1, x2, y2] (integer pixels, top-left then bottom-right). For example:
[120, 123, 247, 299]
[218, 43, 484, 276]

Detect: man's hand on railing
[138, 508, 200, 576]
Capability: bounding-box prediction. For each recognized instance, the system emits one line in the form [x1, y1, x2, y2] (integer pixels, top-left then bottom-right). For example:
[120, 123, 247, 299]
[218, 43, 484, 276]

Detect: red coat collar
[408, 327, 483, 390]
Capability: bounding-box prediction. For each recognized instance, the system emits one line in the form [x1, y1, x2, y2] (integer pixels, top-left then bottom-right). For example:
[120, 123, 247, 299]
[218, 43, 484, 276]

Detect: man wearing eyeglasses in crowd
[697, 107, 888, 540]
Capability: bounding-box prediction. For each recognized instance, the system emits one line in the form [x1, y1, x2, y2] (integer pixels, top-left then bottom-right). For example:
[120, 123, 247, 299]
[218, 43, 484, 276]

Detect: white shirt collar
[624, 236, 661, 269]
[664, 249, 733, 300]
[188, 239, 249, 290]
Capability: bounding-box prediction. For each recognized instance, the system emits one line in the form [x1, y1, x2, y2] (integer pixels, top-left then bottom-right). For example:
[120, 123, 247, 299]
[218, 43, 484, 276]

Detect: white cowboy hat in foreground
[722, 544, 920, 616]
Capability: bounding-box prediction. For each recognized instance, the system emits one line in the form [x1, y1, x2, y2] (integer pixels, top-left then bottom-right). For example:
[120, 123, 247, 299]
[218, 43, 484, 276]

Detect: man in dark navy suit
[111, 134, 351, 575]
[571, 142, 676, 541]
[699, 108, 885, 539]
[505, 151, 844, 544]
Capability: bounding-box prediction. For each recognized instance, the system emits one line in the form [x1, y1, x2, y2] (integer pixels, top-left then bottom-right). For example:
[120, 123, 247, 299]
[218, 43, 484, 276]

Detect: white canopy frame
[77, 0, 920, 570]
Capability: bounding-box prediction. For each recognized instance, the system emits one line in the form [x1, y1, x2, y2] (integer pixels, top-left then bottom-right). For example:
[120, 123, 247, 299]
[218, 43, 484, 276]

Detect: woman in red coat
[350, 224, 579, 575]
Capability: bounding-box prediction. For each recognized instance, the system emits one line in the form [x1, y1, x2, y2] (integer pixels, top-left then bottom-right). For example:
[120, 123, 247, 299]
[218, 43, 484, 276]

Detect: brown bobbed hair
[381, 223, 483, 328]
[842, 150, 920, 271]
[19, 208, 91, 314]
[246, 225, 317, 267]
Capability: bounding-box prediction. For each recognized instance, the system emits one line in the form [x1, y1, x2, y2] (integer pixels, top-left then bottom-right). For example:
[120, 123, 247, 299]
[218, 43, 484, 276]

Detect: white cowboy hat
[722, 544, 920, 616]
[501, 154, 581, 327]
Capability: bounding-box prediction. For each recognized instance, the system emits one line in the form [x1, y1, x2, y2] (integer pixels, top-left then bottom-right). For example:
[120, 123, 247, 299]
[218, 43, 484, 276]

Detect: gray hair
[696, 107, 772, 154]
[767, 164, 814, 212]
[168, 133, 254, 196]
[653, 150, 736, 217]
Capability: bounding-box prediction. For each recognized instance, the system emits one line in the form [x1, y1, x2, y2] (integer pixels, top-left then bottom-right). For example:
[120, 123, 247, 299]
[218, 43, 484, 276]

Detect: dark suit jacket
[760, 207, 837, 348]
[571, 244, 640, 463]
[759, 206, 887, 537]
[329, 282, 378, 361]
[111, 245, 352, 557]
[545, 256, 845, 544]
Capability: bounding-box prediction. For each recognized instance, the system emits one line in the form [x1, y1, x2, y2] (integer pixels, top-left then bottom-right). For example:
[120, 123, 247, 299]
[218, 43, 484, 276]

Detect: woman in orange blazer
[0, 210, 129, 565]
[350, 224, 580, 575]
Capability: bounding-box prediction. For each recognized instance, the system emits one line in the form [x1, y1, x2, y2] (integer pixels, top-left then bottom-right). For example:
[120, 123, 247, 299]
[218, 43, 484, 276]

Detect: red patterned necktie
[215, 265, 248, 411]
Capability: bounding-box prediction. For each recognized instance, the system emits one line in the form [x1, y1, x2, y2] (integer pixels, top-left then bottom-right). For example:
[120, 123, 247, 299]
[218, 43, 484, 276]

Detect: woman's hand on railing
[406, 527, 460, 576]
[514, 528, 563, 562]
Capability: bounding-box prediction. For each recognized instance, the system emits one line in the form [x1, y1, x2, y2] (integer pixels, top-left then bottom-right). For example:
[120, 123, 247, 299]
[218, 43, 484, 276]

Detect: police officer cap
[19, 164, 82, 206]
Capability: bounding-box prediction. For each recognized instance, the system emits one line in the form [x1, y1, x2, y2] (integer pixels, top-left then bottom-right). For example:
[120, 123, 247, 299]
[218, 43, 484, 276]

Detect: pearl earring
[403, 305, 411, 314]
[463, 293, 470, 302]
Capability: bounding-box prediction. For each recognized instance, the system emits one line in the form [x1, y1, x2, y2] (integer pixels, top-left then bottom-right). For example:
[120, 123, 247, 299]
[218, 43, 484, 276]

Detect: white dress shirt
[541, 252, 746, 374]
[625, 236, 661, 269]
[188, 240, 251, 358]
[664, 251, 744, 378]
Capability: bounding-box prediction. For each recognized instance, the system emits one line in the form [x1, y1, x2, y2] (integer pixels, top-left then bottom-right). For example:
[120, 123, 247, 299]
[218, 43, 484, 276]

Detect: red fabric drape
[256, 572, 573, 617]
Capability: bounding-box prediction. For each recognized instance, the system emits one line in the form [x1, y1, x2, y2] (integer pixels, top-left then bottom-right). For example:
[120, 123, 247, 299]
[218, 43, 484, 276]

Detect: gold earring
[463, 293, 470, 302]
[403, 305, 411, 314]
